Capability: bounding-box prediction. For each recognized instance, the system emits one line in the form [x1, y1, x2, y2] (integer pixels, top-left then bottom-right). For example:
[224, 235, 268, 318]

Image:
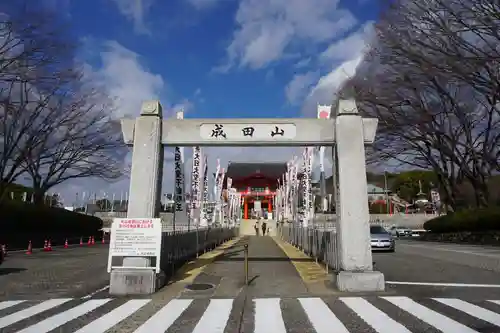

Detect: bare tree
[0, 4, 77, 199]
[346, 0, 500, 210]
[21, 86, 126, 204]
[0, 3, 127, 203]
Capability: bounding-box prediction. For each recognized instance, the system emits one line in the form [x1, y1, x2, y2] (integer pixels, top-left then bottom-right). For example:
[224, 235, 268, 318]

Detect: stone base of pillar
[332, 270, 385, 292]
[109, 257, 166, 296]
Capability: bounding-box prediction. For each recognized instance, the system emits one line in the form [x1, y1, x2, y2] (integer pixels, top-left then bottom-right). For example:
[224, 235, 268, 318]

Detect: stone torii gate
[112, 99, 384, 295]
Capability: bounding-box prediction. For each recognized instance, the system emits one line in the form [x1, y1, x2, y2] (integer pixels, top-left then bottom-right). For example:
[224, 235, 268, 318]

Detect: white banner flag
[191, 146, 202, 225]
[200, 154, 209, 226]
[174, 147, 186, 213]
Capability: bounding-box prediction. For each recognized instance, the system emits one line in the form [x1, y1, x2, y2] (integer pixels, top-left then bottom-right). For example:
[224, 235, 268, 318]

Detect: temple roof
[225, 162, 287, 180]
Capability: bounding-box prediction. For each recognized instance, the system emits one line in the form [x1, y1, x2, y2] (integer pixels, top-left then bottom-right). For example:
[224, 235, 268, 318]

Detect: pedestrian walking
[254, 221, 259, 236]
[261, 218, 267, 236]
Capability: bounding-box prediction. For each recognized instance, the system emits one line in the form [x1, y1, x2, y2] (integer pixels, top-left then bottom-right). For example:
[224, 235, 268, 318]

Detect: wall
[313, 213, 435, 229]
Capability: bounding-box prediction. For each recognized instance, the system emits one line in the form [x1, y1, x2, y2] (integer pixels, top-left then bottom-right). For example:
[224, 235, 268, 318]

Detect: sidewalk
[179, 235, 313, 298]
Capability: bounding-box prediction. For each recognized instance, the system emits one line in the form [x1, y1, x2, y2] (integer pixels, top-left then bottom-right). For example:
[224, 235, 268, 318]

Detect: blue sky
[39, 0, 377, 203]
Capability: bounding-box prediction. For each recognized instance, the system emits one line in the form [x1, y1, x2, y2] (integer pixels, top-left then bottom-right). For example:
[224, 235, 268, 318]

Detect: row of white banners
[175, 105, 334, 227]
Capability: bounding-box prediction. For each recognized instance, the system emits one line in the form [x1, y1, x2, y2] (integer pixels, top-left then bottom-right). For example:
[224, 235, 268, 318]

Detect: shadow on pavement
[0, 267, 27, 276]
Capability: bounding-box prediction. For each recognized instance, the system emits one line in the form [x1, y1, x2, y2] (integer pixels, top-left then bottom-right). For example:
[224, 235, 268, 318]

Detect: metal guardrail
[278, 225, 340, 272]
[159, 227, 236, 272]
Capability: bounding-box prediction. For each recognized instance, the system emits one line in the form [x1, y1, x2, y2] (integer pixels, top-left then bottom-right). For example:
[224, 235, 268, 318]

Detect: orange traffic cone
[26, 241, 32, 255]
[64, 239, 69, 249]
[87, 237, 91, 246]
[80, 237, 83, 246]
[47, 240, 52, 251]
[43, 240, 48, 251]
[1, 244, 6, 257]
[101, 237, 105, 244]
[91, 236, 95, 245]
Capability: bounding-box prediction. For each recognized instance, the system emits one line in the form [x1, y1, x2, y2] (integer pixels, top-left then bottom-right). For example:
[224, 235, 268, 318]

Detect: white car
[389, 226, 411, 237]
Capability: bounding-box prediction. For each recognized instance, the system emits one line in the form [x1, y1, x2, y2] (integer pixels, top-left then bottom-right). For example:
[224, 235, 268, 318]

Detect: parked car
[389, 226, 411, 237]
[370, 225, 395, 252]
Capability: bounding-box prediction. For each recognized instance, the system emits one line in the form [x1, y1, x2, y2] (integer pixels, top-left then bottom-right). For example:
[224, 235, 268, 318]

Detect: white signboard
[107, 218, 162, 273]
[200, 123, 297, 141]
[254, 200, 261, 213]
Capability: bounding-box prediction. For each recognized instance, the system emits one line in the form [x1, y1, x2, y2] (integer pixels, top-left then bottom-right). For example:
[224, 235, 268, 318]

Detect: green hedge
[423, 207, 500, 233]
[0, 201, 102, 249]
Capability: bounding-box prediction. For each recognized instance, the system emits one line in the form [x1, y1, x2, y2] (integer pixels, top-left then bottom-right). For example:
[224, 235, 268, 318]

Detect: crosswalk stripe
[133, 299, 192, 333]
[0, 298, 72, 329]
[0, 300, 25, 311]
[16, 299, 111, 333]
[341, 297, 411, 333]
[434, 298, 500, 327]
[74, 299, 151, 333]
[298, 298, 349, 333]
[383, 296, 478, 333]
[192, 299, 233, 333]
[254, 298, 286, 333]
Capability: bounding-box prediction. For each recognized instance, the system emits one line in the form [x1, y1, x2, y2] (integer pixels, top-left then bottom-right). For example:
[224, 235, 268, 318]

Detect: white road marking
[192, 299, 233, 333]
[434, 298, 500, 326]
[489, 300, 500, 306]
[74, 299, 151, 333]
[133, 299, 192, 333]
[399, 243, 500, 258]
[17, 299, 111, 333]
[383, 296, 478, 333]
[341, 297, 411, 333]
[298, 298, 349, 333]
[81, 285, 110, 300]
[254, 298, 286, 333]
[386, 281, 500, 288]
[0, 298, 72, 329]
[0, 300, 25, 311]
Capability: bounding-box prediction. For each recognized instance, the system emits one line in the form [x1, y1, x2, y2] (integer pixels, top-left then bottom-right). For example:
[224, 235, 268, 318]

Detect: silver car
[370, 225, 395, 252]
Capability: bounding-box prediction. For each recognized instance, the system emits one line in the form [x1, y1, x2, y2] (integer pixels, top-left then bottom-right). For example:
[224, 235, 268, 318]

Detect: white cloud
[294, 58, 312, 69]
[221, 0, 357, 70]
[303, 21, 374, 117]
[320, 21, 374, 64]
[54, 40, 169, 202]
[285, 71, 318, 105]
[108, 0, 154, 35]
[53, 40, 299, 205]
[296, 21, 374, 175]
[83, 40, 165, 118]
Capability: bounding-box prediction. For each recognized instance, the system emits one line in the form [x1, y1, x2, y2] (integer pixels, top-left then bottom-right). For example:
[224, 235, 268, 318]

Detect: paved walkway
[178, 236, 314, 298]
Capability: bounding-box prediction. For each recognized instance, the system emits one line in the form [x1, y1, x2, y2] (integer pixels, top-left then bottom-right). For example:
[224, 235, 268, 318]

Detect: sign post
[107, 218, 162, 274]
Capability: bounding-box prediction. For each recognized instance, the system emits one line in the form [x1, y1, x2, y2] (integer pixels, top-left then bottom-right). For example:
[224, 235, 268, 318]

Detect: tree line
[0, 2, 126, 204]
[344, 0, 500, 212]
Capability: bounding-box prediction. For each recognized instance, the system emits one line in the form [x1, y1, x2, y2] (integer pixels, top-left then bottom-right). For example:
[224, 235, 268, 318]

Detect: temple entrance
[243, 195, 273, 219]
[112, 99, 385, 295]
[222, 162, 279, 220]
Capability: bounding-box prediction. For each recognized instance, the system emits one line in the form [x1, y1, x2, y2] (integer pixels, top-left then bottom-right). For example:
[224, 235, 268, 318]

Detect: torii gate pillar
[109, 100, 164, 296]
[332, 99, 384, 291]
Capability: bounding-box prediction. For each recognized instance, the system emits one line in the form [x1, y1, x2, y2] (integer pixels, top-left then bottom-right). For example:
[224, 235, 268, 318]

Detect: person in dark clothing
[254, 222, 259, 236]
[261, 219, 267, 236]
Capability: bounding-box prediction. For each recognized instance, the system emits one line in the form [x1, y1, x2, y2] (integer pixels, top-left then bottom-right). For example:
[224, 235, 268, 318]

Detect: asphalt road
[375, 239, 500, 299]
[0, 244, 110, 301]
[3, 238, 500, 332]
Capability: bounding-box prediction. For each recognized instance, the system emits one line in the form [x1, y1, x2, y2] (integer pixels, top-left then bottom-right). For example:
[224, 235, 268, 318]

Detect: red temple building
[221, 162, 287, 219]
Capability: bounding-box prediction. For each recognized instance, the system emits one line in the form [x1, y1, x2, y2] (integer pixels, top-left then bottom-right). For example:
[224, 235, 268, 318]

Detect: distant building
[218, 162, 289, 219]
[367, 184, 392, 203]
